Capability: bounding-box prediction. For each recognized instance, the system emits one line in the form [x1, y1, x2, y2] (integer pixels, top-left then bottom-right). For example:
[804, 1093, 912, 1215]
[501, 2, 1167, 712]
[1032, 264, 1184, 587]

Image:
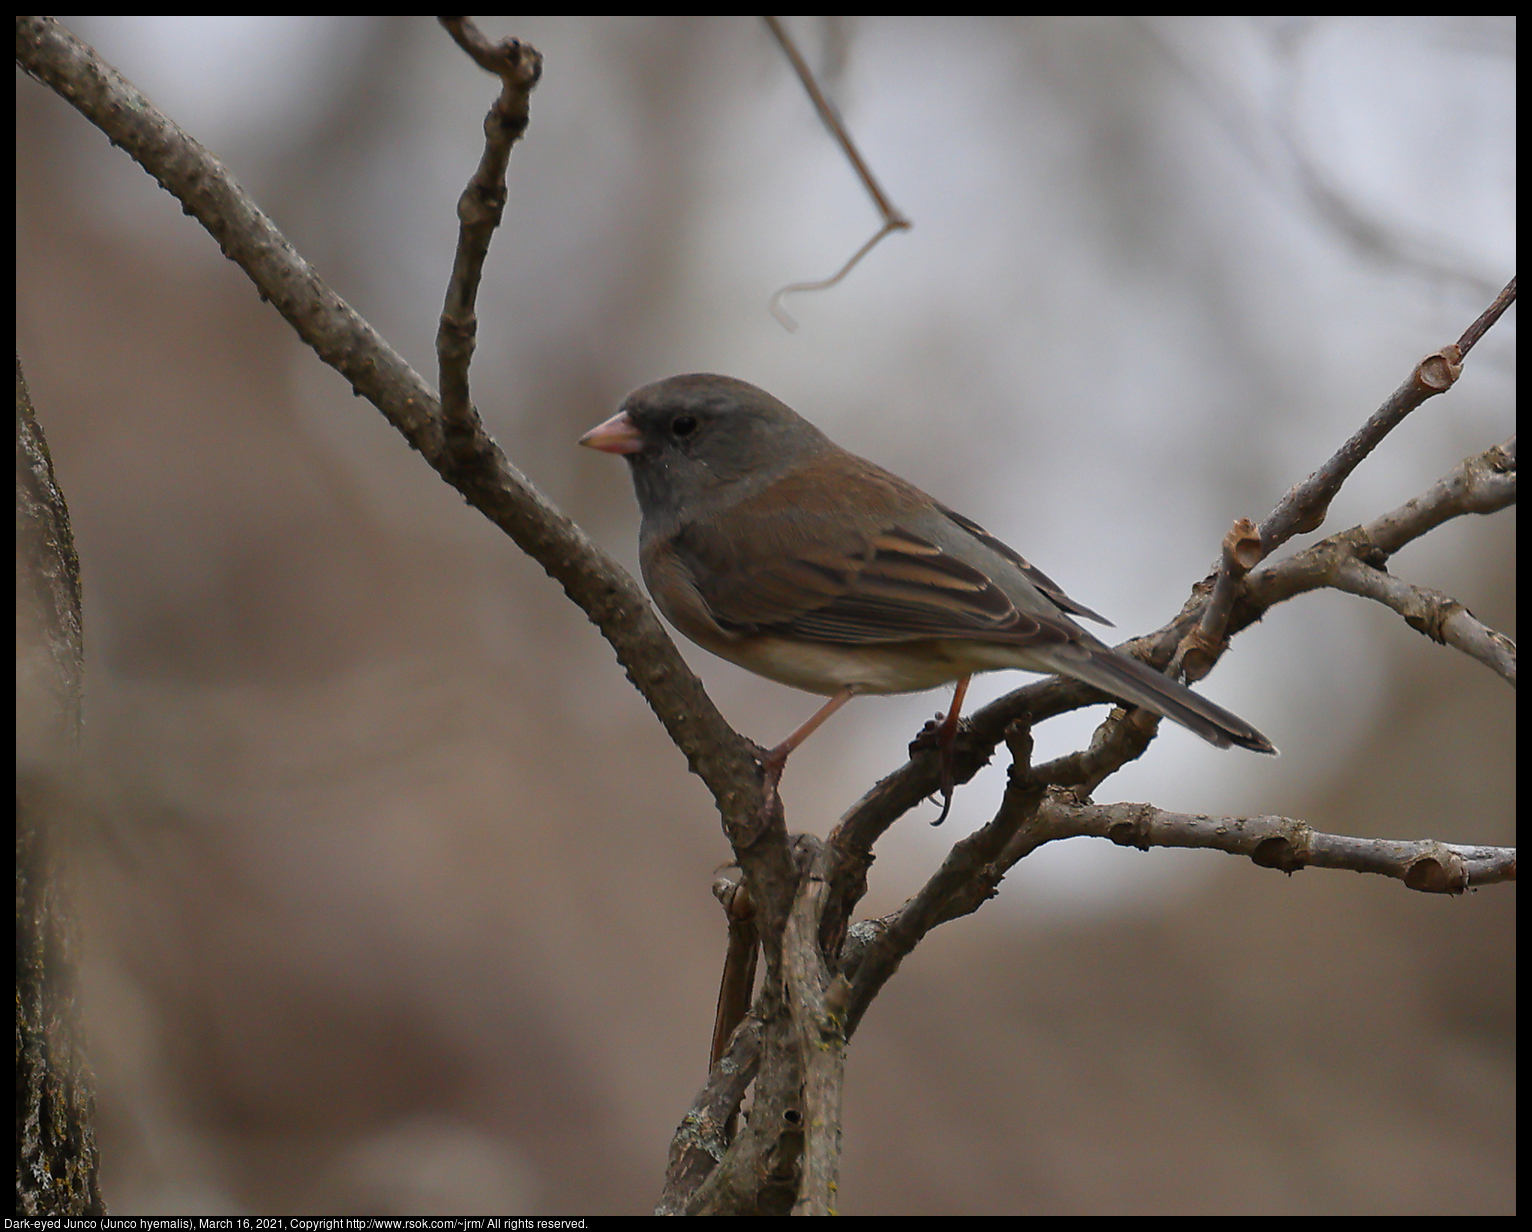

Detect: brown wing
[665, 453, 1084, 648]
[937, 505, 1111, 626]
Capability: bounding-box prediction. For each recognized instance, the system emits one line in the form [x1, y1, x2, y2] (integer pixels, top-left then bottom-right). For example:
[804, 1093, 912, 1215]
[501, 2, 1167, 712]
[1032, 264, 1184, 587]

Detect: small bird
[581, 374, 1275, 806]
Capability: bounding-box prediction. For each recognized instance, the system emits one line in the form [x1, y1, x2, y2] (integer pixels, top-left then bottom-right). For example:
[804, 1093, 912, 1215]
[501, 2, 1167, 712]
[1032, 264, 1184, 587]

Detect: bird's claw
[923, 711, 962, 826]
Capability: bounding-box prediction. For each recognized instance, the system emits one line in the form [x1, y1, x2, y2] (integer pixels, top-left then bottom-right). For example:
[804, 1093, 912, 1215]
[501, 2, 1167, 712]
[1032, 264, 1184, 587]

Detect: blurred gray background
[17, 16, 1514, 1215]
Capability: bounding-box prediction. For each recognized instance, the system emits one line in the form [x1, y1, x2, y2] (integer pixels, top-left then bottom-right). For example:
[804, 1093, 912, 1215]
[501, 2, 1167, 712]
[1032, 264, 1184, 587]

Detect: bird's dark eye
[671, 414, 698, 438]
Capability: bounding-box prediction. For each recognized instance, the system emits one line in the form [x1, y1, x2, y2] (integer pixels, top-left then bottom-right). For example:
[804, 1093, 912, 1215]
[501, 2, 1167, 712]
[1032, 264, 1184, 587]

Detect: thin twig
[763, 17, 905, 223]
[1457, 275, 1517, 358]
[1243, 436, 1517, 685]
[1258, 345, 1467, 552]
[763, 16, 911, 328]
[769, 217, 907, 330]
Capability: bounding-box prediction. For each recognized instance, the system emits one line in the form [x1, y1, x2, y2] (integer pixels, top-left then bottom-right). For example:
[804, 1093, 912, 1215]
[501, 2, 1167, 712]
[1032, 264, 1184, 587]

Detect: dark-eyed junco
[581, 374, 1275, 791]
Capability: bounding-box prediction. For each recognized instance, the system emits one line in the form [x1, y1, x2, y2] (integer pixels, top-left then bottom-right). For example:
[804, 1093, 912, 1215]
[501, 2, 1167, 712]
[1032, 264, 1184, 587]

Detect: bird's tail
[1047, 644, 1277, 754]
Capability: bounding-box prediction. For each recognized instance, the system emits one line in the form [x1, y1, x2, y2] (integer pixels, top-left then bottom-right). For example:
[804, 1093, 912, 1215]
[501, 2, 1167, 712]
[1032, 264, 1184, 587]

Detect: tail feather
[1049, 644, 1277, 755]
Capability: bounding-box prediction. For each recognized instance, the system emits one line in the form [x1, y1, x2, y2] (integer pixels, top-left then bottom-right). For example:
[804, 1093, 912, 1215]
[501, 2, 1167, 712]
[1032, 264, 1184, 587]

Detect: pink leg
[938, 675, 970, 747]
[761, 687, 855, 783]
[931, 675, 972, 826]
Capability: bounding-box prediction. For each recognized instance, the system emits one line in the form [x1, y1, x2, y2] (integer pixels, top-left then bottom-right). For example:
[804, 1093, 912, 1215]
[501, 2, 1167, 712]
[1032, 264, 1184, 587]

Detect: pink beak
[579, 410, 645, 455]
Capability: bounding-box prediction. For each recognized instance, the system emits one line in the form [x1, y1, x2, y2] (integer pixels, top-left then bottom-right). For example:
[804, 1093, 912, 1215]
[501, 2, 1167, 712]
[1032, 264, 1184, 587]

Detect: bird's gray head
[593, 373, 834, 529]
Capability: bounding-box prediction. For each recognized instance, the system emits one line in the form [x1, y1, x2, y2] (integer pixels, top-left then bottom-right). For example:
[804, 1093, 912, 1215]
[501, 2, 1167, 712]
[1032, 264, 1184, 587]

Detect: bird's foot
[911, 712, 964, 826]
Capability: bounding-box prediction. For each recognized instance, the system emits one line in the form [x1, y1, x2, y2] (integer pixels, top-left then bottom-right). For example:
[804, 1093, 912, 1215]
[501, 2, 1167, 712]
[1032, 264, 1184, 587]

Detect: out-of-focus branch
[763, 16, 910, 328]
[1136, 19, 1507, 303]
[17, 357, 105, 1216]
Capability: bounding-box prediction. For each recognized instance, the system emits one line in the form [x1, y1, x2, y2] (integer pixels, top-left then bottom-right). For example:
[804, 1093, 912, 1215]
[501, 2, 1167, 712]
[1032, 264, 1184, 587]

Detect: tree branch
[657, 1016, 762, 1215]
[837, 791, 1516, 1028]
[1185, 288, 1512, 665]
[435, 18, 542, 452]
[781, 840, 848, 1216]
[844, 722, 1045, 1036]
[1243, 437, 1517, 685]
[1329, 558, 1516, 685]
[1258, 342, 1470, 552]
[988, 795, 1515, 894]
[14, 14, 807, 933]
